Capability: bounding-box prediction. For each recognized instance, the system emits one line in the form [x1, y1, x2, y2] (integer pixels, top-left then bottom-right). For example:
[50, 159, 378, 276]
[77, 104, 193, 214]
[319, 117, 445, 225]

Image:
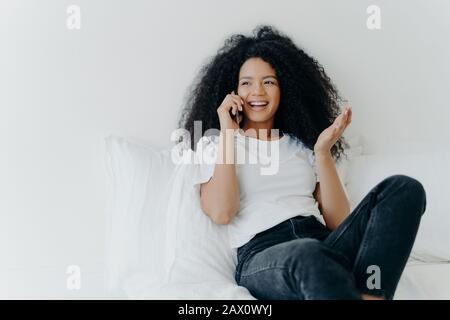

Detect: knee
[384, 174, 427, 215]
[387, 174, 426, 199]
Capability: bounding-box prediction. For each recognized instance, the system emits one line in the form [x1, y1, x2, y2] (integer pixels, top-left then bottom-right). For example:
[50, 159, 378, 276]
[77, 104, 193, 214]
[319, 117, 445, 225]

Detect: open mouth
[248, 101, 269, 111]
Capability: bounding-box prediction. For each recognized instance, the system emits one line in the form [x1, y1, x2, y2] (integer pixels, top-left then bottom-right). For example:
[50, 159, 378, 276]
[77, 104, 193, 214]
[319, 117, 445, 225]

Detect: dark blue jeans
[234, 175, 427, 300]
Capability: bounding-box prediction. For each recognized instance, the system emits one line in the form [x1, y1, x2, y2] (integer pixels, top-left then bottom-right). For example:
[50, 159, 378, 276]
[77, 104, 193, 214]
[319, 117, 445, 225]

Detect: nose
[252, 82, 266, 96]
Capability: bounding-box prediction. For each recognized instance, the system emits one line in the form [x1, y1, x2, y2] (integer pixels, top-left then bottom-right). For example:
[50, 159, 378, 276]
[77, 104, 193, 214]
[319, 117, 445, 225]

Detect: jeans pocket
[293, 215, 330, 240]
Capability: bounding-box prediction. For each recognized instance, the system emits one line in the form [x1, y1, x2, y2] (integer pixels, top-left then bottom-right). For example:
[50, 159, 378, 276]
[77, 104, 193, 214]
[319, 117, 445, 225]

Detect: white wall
[1, 0, 449, 298]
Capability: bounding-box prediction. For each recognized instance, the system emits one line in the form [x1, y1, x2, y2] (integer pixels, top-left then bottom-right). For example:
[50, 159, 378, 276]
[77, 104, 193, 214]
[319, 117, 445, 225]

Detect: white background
[1, 0, 449, 298]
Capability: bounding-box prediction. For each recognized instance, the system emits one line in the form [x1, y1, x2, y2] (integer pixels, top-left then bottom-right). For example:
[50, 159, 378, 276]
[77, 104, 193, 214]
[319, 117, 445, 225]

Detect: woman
[178, 25, 426, 300]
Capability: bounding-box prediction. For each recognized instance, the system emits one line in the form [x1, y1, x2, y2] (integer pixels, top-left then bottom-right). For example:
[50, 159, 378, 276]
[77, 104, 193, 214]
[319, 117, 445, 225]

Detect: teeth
[249, 102, 268, 106]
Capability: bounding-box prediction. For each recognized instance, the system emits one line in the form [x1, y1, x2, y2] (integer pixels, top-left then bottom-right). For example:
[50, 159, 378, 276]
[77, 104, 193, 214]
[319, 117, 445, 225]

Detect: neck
[241, 118, 279, 140]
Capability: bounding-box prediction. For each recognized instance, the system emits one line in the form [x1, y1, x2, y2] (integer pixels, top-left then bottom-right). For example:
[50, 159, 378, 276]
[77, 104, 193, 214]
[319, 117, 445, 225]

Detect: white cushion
[104, 135, 254, 298]
[345, 151, 450, 262]
[122, 161, 256, 299]
[104, 135, 176, 294]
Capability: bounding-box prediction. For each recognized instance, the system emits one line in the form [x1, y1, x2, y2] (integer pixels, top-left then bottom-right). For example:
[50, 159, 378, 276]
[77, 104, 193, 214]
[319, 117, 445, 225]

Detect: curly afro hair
[178, 25, 349, 162]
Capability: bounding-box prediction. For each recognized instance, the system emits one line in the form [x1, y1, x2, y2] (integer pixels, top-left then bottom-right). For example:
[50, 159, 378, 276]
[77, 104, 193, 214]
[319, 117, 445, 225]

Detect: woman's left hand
[313, 106, 352, 155]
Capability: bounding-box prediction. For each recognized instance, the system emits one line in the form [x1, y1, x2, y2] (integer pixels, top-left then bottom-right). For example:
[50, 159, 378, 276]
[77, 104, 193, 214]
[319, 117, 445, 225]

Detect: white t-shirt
[193, 131, 326, 249]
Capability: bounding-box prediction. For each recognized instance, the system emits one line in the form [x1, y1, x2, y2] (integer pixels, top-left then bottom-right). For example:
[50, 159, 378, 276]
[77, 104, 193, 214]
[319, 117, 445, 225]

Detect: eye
[240, 81, 249, 86]
[264, 80, 276, 85]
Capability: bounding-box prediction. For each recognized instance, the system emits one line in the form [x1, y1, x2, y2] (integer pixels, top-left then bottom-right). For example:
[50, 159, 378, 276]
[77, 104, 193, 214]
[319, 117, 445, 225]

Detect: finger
[341, 108, 350, 124]
[347, 108, 352, 122]
[339, 113, 346, 125]
[336, 119, 346, 133]
[223, 98, 235, 112]
[332, 108, 350, 130]
[231, 90, 244, 102]
[230, 91, 239, 103]
[234, 101, 241, 114]
[345, 113, 352, 126]
[226, 94, 239, 107]
[334, 111, 345, 124]
[333, 116, 340, 126]
[225, 97, 237, 113]
[231, 103, 239, 115]
[341, 119, 351, 133]
[232, 97, 244, 111]
[343, 108, 352, 127]
[342, 108, 349, 119]
[335, 114, 345, 128]
[231, 91, 244, 104]
[340, 113, 346, 124]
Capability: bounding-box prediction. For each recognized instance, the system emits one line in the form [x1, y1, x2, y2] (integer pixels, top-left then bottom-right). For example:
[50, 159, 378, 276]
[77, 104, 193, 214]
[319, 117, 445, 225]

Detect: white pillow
[104, 135, 176, 294]
[345, 151, 450, 262]
[105, 135, 255, 299]
[122, 161, 256, 299]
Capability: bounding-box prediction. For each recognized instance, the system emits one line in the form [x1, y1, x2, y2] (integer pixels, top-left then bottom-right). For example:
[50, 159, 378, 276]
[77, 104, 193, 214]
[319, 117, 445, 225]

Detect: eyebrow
[239, 75, 278, 81]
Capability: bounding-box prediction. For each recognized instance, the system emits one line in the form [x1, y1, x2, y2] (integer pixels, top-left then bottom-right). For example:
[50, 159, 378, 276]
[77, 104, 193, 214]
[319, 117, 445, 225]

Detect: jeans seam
[237, 249, 257, 270]
[327, 192, 375, 248]
[289, 219, 298, 238]
[240, 266, 291, 278]
[352, 192, 389, 298]
[326, 210, 361, 248]
[352, 205, 375, 274]
[354, 191, 378, 270]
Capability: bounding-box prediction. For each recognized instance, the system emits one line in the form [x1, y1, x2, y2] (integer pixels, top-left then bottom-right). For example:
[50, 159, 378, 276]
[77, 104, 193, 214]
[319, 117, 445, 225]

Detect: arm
[312, 105, 353, 230]
[200, 130, 240, 224]
[313, 152, 350, 230]
[200, 91, 243, 225]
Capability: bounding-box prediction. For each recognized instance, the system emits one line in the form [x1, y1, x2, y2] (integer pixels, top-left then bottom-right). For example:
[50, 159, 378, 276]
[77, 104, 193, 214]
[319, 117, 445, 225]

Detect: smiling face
[237, 57, 281, 132]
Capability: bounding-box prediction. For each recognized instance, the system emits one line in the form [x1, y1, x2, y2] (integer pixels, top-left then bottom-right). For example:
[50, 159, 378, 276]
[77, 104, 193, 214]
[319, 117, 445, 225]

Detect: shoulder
[285, 135, 314, 161]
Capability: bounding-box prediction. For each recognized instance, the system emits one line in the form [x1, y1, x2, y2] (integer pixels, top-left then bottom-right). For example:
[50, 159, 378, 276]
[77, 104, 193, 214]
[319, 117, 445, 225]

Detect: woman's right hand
[217, 91, 244, 133]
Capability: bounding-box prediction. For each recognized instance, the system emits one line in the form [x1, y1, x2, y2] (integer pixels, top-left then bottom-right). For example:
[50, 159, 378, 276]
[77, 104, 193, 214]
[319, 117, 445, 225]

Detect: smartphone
[229, 108, 243, 126]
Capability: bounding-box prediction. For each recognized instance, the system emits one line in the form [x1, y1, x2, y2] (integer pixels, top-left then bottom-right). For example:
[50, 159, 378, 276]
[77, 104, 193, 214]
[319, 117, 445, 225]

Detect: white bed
[104, 135, 450, 300]
[394, 261, 450, 300]
[119, 261, 450, 300]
